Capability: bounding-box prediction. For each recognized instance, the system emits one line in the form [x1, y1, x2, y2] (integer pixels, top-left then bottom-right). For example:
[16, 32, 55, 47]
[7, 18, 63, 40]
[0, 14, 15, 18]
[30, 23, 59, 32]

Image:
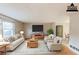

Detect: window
[0, 19, 2, 35]
[3, 21, 15, 37]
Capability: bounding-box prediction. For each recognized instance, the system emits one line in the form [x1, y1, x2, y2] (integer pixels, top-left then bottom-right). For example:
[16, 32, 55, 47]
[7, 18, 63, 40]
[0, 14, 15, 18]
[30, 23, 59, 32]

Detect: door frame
[56, 25, 63, 37]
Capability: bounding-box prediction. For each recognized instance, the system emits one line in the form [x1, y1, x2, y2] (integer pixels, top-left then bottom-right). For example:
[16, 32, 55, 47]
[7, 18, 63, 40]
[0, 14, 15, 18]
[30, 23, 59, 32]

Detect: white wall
[24, 23, 55, 38]
[55, 21, 70, 38]
[69, 13, 79, 52]
[24, 20, 70, 38]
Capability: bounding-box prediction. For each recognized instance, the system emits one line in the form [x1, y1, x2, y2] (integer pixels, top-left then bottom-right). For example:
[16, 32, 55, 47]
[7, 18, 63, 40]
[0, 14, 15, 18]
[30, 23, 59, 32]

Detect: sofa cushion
[48, 34, 55, 39]
[54, 37, 63, 44]
[4, 37, 10, 42]
[15, 34, 21, 39]
[11, 38, 24, 47]
[9, 36, 16, 42]
[51, 44, 62, 50]
[4, 36, 15, 43]
[11, 34, 21, 41]
[3, 34, 21, 43]
[6, 37, 24, 51]
[44, 34, 55, 41]
[8, 37, 24, 50]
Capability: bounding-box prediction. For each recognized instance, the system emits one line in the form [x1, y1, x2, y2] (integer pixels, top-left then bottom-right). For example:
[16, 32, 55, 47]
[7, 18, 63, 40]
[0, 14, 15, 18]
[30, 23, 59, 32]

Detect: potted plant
[47, 28, 54, 35]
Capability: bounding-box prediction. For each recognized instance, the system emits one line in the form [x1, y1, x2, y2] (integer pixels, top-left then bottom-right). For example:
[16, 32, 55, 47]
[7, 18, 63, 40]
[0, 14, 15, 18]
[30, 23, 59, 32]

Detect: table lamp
[20, 31, 24, 37]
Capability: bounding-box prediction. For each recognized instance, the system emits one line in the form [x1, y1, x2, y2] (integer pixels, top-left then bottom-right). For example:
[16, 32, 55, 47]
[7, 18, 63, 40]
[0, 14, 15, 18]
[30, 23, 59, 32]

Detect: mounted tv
[32, 25, 43, 32]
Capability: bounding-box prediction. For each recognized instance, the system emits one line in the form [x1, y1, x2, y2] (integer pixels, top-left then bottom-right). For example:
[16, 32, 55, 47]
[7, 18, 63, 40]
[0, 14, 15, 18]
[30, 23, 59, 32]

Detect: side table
[0, 42, 10, 55]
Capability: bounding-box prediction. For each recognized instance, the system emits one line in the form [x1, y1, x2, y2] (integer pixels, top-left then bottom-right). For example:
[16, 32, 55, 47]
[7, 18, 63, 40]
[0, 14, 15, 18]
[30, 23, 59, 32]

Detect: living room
[0, 3, 79, 55]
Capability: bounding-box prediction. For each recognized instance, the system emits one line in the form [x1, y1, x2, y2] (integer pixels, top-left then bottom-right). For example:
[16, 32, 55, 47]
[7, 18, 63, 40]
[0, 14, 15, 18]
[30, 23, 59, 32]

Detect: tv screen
[32, 25, 43, 32]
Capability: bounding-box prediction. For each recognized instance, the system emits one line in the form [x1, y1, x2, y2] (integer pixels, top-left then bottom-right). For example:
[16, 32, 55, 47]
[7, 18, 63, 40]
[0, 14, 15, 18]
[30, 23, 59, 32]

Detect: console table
[32, 33, 44, 39]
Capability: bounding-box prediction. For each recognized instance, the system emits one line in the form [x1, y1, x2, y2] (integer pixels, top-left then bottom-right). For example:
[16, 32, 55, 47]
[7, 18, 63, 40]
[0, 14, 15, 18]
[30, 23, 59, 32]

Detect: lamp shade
[20, 31, 24, 34]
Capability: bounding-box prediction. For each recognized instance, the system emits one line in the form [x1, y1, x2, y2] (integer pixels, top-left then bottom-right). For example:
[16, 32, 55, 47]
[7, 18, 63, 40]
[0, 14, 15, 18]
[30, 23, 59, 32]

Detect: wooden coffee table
[27, 40, 38, 48]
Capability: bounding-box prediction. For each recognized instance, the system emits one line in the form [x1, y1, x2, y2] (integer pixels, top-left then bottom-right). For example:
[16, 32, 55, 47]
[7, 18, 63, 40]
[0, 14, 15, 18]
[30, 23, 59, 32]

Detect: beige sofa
[3, 34, 24, 51]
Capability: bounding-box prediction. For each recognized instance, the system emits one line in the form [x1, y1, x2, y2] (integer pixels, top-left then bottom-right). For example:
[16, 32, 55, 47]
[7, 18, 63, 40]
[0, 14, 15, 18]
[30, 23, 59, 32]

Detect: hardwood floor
[26, 39, 76, 55]
[48, 45, 77, 55]
[53, 46, 76, 55]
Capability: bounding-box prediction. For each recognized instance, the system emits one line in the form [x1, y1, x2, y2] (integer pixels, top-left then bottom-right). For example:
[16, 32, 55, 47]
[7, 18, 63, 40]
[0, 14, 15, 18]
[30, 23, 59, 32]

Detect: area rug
[6, 40, 51, 55]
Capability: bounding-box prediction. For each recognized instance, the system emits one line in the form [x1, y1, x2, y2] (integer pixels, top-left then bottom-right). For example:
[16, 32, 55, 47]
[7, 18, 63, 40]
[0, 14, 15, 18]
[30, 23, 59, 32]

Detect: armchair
[44, 34, 55, 44]
[46, 37, 63, 52]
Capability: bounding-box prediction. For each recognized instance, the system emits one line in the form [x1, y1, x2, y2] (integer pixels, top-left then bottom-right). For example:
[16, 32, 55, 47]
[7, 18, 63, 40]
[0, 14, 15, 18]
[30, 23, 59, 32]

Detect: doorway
[56, 25, 63, 37]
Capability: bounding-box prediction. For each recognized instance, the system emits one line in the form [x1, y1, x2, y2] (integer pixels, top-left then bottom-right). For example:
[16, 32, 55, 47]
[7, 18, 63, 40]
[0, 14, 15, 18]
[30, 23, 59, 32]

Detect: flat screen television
[32, 25, 43, 32]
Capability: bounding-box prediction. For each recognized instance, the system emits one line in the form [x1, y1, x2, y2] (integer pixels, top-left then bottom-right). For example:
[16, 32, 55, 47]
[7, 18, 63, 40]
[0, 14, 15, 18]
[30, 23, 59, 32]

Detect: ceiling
[0, 3, 78, 23]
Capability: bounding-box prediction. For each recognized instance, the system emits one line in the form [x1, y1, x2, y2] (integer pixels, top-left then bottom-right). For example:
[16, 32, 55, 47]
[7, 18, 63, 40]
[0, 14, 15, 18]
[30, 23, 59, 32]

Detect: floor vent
[70, 45, 79, 51]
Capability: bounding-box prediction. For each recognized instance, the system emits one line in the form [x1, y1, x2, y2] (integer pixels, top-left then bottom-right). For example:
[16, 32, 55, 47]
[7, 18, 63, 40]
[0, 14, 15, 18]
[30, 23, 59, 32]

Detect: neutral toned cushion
[51, 44, 62, 50]
[3, 34, 21, 43]
[54, 37, 62, 44]
[11, 34, 21, 41]
[12, 35, 18, 40]
[4, 36, 15, 43]
[8, 36, 16, 42]
[15, 34, 21, 39]
[7, 37, 24, 51]
[4, 37, 10, 42]
[48, 34, 55, 39]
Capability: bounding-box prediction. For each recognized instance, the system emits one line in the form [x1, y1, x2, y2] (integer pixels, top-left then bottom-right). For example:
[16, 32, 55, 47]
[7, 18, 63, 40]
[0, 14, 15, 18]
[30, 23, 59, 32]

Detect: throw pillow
[48, 34, 55, 39]
[4, 37, 10, 42]
[15, 34, 21, 39]
[12, 35, 18, 40]
[54, 37, 62, 44]
[7, 36, 15, 43]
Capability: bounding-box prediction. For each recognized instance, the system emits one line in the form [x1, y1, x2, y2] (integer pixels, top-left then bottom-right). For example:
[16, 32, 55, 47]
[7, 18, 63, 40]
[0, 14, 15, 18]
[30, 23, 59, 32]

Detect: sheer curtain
[0, 19, 2, 37]
[3, 21, 15, 37]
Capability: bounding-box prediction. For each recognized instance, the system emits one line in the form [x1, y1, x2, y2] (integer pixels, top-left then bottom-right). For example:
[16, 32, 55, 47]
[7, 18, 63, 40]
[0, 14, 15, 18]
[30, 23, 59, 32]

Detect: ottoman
[27, 40, 38, 48]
